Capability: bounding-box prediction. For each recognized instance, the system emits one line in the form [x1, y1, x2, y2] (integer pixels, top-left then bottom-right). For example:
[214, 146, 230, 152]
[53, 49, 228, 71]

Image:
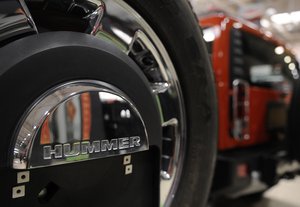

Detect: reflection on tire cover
[30, 91, 148, 168]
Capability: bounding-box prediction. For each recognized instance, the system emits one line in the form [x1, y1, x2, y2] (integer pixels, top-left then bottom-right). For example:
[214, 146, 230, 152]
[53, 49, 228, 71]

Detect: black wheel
[0, 1, 217, 207]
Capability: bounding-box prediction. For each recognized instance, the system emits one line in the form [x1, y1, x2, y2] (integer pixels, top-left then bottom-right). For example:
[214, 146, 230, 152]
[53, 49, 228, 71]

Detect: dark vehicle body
[200, 14, 300, 198]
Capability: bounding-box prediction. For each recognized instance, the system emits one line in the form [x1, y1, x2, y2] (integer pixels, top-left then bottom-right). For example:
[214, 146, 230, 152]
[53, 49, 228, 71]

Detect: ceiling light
[289, 63, 296, 70]
[270, 11, 300, 25]
[274, 46, 284, 55]
[271, 13, 291, 25]
[284, 56, 292, 63]
[266, 8, 277, 16]
[203, 32, 215, 42]
[260, 19, 270, 28]
[233, 22, 242, 29]
[203, 27, 218, 42]
[292, 69, 298, 75]
[291, 11, 300, 22]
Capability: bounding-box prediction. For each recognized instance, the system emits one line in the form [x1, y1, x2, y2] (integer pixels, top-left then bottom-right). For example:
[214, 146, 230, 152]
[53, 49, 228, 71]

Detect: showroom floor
[212, 176, 300, 207]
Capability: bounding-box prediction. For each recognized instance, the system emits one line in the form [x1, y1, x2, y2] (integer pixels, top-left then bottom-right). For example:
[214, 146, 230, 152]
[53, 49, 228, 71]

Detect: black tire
[124, 0, 218, 206]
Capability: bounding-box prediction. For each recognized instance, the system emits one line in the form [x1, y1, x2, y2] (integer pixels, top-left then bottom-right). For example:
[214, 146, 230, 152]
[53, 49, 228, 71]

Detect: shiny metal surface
[13, 80, 148, 169]
[151, 82, 171, 94]
[0, 0, 36, 43]
[232, 79, 250, 140]
[43, 136, 142, 159]
[18, 0, 37, 32]
[161, 118, 179, 180]
[87, 0, 105, 35]
[98, 2, 186, 205]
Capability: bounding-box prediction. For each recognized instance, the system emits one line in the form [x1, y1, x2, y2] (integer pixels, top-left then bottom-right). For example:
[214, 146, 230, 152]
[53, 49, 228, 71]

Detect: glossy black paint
[0, 0, 36, 46]
[25, 0, 98, 33]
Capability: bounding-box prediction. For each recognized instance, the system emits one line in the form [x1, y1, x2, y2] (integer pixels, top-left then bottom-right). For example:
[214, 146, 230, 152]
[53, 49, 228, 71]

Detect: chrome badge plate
[13, 80, 149, 169]
[43, 136, 142, 160]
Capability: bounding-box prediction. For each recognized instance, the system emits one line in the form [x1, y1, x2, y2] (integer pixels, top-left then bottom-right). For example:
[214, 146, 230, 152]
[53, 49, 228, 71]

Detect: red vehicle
[200, 14, 300, 198]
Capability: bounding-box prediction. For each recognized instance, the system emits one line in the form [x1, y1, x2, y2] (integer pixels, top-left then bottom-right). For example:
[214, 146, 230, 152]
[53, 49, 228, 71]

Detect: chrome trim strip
[232, 79, 250, 140]
[18, 0, 38, 33]
[161, 118, 179, 181]
[86, 0, 105, 35]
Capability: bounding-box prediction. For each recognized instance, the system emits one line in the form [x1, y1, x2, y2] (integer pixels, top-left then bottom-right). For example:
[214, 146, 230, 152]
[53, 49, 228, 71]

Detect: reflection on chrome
[85, 0, 105, 35]
[95, 1, 186, 206]
[0, 0, 36, 43]
[13, 80, 148, 169]
[232, 79, 250, 140]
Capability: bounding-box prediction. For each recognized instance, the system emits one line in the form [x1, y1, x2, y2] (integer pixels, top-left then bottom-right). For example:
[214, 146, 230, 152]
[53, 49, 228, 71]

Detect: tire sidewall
[124, 0, 218, 206]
